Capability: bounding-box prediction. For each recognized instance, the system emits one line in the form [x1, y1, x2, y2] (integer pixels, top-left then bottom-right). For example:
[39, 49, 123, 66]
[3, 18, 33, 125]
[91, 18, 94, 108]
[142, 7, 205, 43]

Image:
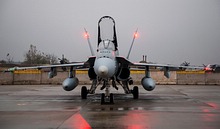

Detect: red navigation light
[134, 32, 138, 38]
[84, 33, 89, 38]
[204, 67, 211, 71]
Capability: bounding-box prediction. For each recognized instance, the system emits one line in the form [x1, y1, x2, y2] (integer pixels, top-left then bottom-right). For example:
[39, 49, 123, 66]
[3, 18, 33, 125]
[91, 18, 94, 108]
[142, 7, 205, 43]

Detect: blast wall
[0, 70, 220, 85]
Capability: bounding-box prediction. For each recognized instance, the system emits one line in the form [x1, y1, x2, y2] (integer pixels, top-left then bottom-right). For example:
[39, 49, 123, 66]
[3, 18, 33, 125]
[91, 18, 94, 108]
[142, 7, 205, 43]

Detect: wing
[133, 62, 204, 69]
[116, 56, 178, 68]
[5, 56, 97, 72]
[116, 56, 204, 78]
[116, 56, 203, 69]
[6, 63, 85, 72]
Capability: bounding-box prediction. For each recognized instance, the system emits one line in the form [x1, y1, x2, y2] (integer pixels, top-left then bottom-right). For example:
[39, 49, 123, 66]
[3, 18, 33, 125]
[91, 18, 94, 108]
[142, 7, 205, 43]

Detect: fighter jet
[6, 16, 203, 104]
[203, 64, 220, 73]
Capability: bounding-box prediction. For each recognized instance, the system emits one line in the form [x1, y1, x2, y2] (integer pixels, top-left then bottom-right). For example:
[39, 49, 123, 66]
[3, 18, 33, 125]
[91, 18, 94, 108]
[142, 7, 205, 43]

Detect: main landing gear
[81, 85, 114, 104]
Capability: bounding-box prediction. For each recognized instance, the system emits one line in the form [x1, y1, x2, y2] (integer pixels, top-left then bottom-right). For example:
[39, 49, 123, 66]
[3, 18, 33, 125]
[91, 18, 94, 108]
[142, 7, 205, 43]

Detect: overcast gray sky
[1, 0, 220, 65]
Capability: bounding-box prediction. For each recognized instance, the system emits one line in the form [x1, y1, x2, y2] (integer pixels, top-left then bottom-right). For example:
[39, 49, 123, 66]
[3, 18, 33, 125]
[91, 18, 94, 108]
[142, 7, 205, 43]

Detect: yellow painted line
[14, 70, 41, 74]
[77, 70, 146, 74]
[14, 70, 88, 74]
[75, 70, 146, 74]
[76, 70, 88, 74]
[176, 71, 205, 74]
[130, 70, 145, 74]
[13, 69, 204, 75]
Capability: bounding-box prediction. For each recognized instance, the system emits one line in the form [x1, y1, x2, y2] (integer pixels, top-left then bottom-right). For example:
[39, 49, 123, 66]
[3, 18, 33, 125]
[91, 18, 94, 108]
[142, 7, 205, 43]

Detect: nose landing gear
[100, 80, 114, 104]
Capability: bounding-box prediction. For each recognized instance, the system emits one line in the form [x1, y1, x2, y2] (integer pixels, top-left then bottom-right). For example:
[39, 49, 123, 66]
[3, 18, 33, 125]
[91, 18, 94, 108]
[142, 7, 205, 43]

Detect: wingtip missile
[4, 67, 18, 72]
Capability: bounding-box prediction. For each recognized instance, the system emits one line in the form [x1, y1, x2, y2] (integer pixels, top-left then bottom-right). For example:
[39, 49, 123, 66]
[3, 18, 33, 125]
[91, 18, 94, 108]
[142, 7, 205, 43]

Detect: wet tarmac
[0, 85, 220, 129]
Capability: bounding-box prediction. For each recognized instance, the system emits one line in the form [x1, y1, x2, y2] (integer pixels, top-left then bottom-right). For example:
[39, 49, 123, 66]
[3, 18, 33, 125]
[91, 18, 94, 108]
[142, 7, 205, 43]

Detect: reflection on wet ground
[0, 85, 220, 129]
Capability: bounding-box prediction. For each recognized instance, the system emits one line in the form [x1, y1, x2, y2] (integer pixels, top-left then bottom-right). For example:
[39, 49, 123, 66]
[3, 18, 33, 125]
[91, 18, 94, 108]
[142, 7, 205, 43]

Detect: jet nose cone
[98, 66, 108, 77]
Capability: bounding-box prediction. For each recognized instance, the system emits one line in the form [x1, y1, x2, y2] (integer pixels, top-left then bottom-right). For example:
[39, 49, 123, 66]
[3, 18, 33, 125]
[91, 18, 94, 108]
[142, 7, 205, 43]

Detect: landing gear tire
[132, 86, 139, 99]
[81, 86, 88, 99]
[101, 93, 105, 104]
[101, 93, 114, 104]
[110, 93, 114, 104]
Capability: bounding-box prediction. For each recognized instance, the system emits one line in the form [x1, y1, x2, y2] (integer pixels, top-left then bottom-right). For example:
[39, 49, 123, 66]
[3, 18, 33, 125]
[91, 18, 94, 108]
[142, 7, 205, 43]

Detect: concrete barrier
[0, 72, 13, 85]
[0, 70, 220, 85]
[205, 73, 220, 85]
[176, 71, 220, 85]
[130, 70, 176, 85]
[177, 72, 206, 85]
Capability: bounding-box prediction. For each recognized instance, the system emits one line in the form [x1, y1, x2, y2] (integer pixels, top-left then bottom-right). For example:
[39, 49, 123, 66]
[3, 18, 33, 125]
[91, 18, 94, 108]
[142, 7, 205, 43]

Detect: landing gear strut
[80, 80, 139, 104]
[100, 80, 114, 104]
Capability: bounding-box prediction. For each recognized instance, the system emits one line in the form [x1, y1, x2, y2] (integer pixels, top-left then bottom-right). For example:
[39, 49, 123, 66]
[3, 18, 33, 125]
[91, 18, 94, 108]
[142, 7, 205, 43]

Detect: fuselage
[94, 40, 119, 78]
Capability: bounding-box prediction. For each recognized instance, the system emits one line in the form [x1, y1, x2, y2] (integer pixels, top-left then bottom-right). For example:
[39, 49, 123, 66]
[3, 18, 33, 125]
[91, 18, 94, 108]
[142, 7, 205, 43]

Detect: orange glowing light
[84, 33, 89, 38]
[134, 32, 138, 38]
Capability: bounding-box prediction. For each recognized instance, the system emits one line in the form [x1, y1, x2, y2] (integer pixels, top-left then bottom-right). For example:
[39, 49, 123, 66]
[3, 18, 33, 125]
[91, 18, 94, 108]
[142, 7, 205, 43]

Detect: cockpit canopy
[98, 16, 118, 50]
[99, 18, 114, 41]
